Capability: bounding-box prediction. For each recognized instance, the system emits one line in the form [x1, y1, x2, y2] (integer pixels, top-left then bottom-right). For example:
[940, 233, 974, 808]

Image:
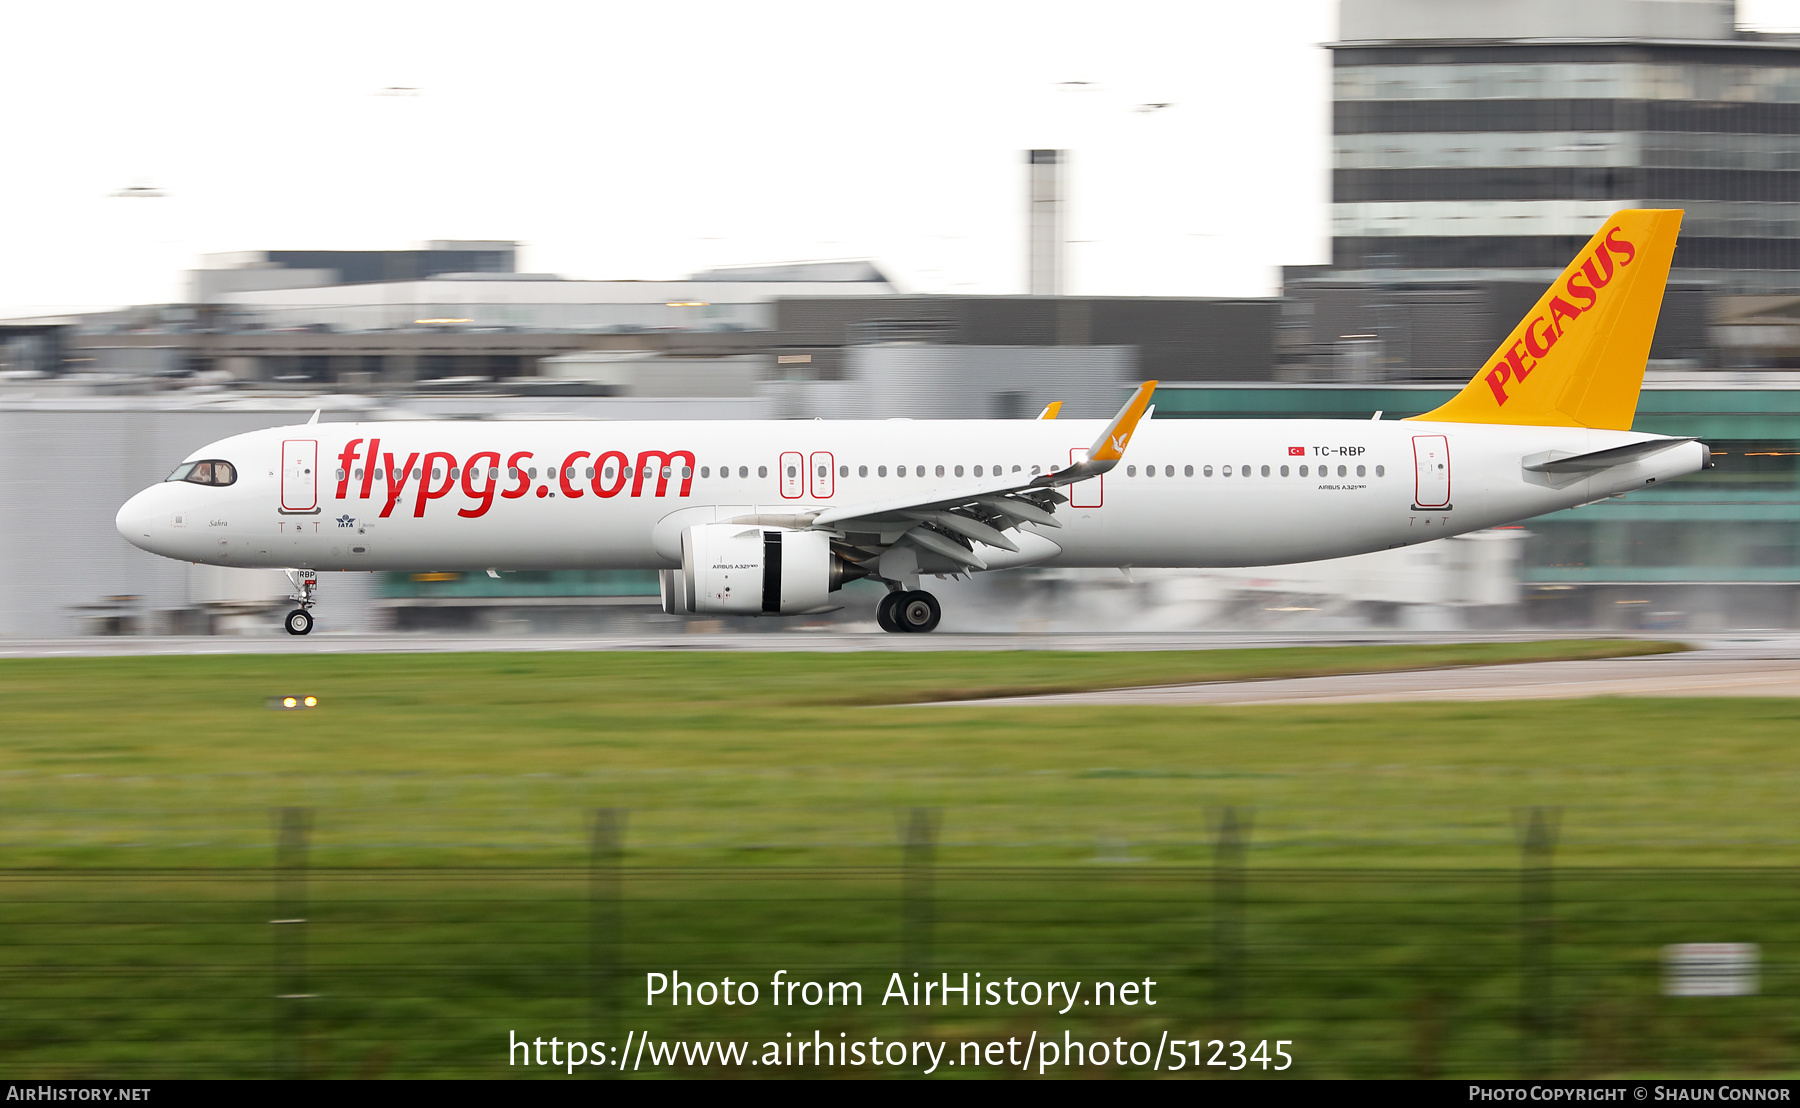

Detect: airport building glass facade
[1331, 42, 1800, 289]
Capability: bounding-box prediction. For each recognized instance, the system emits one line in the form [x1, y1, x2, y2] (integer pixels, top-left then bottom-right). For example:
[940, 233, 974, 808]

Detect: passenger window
[1222, 465, 1232, 476]
[739, 466, 749, 478]
[974, 465, 983, 477]
[1280, 465, 1289, 477]
[858, 465, 867, 477]
[1261, 465, 1270, 477]
[1242, 464, 1251, 477]
[897, 465, 906, 478]
[509, 467, 519, 479]
[758, 466, 767, 478]
[681, 467, 691, 479]
[1030, 465, 1041, 476]
[816, 465, 826, 479]
[1164, 466, 1173, 477]
[916, 466, 925, 477]
[603, 467, 615, 480]
[788, 465, 797, 478]
[355, 468, 363, 480]
[1338, 465, 1347, 477]
[1204, 466, 1212, 477]
[878, 465, 888, 477]
[839, 465, 848, 478]
[1356, 464, 1366, 477]
[1376, 465, 1385, 477]
[1299, 464, 1308, 476]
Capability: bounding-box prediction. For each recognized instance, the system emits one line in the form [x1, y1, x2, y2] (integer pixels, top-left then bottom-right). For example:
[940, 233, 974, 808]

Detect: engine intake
[671, 524, 868, 616]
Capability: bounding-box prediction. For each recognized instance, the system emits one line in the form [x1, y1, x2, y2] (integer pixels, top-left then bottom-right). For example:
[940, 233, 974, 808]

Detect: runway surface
[945, 646, 1800, 706]
[0, 629, 1726, 657]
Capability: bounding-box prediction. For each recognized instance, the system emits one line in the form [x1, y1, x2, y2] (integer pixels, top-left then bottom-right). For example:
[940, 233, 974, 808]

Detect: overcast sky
[7, 1, 1800, 317]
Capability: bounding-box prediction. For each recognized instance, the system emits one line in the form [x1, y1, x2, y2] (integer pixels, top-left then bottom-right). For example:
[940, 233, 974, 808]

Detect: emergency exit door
[1412, 435, 1451, 509]
[779, 451, 803, 499]
[281, 439, 318, 512]
[1068, 447, 1104, 508]
[809, 452, 835, 498]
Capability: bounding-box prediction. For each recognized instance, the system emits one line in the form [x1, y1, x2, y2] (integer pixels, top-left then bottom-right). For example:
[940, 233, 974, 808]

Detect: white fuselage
[115, 417, 1708, 573]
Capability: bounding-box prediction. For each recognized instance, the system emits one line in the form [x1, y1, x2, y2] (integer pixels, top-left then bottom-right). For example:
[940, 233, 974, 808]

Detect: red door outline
[809, 451, 834, 498]
[1412, 435, 1451, 508]
[281, 439, 318, 512]
[779, 451, 803, 499]
[1068, 447, 1104, 508]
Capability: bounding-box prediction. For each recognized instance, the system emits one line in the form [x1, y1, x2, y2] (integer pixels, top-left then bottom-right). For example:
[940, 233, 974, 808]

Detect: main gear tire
[894, 591, 941, 633]
[876, 592, 903, 633]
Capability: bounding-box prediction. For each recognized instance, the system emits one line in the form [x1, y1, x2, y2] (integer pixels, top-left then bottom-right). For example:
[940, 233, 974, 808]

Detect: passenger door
[281, 439, 318, 512]
[1412, 435, 1451, 508]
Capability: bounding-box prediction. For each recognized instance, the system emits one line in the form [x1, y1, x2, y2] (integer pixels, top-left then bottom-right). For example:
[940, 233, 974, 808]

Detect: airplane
[117, 209, 1709, 635]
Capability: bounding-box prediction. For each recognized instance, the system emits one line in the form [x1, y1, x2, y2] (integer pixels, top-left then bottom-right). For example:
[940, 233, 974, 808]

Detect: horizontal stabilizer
[1523, 437, 1694, 474]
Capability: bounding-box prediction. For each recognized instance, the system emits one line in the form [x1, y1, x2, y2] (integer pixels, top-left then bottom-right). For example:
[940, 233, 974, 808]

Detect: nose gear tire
[284, 609, 314, 636]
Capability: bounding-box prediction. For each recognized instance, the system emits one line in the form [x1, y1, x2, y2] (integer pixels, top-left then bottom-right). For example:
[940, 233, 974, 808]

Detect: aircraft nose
[115, 487, 162, 552]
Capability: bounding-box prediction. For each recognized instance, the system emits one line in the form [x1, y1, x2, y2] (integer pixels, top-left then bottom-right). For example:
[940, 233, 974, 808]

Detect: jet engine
[671, 524, 867, 615]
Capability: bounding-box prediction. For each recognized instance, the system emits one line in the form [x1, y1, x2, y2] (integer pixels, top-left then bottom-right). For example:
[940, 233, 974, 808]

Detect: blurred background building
[6, 0, 1800, 637]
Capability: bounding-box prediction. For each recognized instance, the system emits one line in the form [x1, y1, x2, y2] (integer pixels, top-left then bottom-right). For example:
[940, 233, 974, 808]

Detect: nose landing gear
[877, 589, 941, 633]
[283, 570, 318, 636]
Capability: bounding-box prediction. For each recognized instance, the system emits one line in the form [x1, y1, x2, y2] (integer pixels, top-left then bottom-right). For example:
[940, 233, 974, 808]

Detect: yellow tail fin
[1408, 208, 1682, 431]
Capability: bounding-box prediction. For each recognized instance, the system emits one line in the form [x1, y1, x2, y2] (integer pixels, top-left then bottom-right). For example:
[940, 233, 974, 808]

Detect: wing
[729, 382, 1157, 573]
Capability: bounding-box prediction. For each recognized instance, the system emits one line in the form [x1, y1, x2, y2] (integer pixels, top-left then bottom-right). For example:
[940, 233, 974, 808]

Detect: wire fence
[0, 807, 1795, 1078]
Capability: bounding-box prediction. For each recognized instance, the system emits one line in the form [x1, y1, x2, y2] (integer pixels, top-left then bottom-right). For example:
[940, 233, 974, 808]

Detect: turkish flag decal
[1288, 446, 1305, 456]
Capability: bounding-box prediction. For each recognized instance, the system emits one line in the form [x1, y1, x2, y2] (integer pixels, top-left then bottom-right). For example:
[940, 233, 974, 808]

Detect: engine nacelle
[677, 524, 866, 615]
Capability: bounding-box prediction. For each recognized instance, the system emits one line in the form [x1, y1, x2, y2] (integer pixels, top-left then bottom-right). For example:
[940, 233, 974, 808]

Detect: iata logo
[332, 439, 695, 519]
[1484, 227, 1637, 406]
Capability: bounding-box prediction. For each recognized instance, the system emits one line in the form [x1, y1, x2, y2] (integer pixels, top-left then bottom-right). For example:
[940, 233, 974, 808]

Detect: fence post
[1211, 806, 1252, 1018]
[1518, 806, 1561, 1076]
[273, 806, 312, 1079]
[901, 808, 940, 977]
[590, 808, 625, 1070]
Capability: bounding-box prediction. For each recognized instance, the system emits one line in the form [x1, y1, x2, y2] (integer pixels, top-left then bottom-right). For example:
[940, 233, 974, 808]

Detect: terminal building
[1287, 0, 1800, 375]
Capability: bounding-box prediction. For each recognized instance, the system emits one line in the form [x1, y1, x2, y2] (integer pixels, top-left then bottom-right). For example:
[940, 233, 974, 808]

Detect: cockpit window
[165, 459, 236, 486]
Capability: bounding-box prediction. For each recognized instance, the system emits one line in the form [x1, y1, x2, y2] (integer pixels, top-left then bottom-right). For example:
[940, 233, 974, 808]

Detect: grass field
[3, 638, 1799, 1078]
[0, 636, 1783, 869]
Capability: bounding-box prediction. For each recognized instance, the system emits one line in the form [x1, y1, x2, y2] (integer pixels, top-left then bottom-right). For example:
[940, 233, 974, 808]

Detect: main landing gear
[877, 589, 941, 634]
[283, 570, 318, 636]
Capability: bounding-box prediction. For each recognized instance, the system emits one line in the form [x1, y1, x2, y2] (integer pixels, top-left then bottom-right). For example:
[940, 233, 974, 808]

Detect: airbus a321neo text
[118, 209, 1709, 635]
